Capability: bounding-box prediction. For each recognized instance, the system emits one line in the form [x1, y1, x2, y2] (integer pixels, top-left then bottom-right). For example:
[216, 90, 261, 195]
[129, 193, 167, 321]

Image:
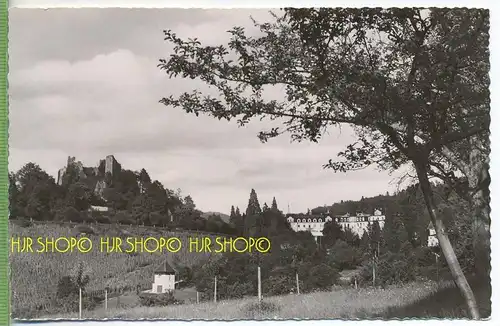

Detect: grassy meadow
[42, 280, 484, 320]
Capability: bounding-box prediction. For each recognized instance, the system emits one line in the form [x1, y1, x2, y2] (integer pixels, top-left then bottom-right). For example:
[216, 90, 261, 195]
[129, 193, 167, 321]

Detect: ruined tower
[104, 155, 121, 176]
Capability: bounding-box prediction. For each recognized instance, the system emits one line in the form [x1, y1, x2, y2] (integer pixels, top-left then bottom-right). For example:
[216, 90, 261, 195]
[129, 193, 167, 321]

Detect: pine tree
[342, 228, 361, 247]
[139, 168, 151, 184]
[322, 219, 343, 248]
[360, 231, 370, 253]
[183, 195, 196, 211]
[245, 189, 261, 216]
[230, 205, 236, 218]
[382, 213, 407, 253]
[263, 202, 269, 212]
[271, 197, 278, 211]
[8, 173, 21, 219]
[230, 206, 244, 235]
[138, 168, 152, 193]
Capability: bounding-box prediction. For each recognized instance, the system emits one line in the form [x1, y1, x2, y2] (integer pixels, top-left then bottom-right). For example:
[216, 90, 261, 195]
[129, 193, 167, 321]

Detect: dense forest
[8, 160, 235, 234]
[174, 179, 479, 301]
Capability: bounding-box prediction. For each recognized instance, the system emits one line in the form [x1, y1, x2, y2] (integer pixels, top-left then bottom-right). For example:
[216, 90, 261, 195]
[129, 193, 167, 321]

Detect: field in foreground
[11, 220, 491, 320]
[378, 277, 491, 319]
[38, 280, 491, 320]
[9, 220, 216, 318]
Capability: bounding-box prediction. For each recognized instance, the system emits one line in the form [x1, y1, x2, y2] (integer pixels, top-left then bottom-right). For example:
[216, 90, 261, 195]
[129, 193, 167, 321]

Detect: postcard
[6, 7, 491, 321]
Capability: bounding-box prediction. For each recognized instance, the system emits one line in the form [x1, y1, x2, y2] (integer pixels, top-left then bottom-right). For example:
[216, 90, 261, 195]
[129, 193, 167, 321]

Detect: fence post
[105, 289, 108, 311]
[296, 273, 300, 295]
[214, 276, 217, 303]
[354, 277, 358, 289]
[79, 287, 82, 319]
[196, 291, 199, 304]
[372, 256, 376, 287]
[435, 253, 440, 282]
[257, 266, 262, 303]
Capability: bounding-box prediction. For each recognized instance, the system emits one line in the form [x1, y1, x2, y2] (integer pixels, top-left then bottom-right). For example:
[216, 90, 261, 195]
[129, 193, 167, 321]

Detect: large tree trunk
[441, 140, 491, 278]
[414, 161, 481, 319]
[469, 162, 490, 278]
[467, 142, 491, 279]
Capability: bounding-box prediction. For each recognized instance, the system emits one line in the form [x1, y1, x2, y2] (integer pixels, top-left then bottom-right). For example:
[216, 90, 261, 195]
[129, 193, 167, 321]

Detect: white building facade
[335, 209, 385, 238]
[286, 214, 333, 241]
[286, 209, 386, 240]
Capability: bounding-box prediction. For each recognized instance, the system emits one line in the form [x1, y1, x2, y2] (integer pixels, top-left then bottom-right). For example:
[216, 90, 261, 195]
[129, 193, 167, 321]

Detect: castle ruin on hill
[56, 155, 122, 197]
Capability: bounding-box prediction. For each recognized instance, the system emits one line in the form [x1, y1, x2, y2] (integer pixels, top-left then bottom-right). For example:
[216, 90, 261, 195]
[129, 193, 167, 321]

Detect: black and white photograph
[7, 7, 491, 320]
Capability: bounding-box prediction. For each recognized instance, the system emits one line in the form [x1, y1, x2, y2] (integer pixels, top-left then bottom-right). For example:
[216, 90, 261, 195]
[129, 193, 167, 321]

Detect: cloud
[8, 8, 400, 214]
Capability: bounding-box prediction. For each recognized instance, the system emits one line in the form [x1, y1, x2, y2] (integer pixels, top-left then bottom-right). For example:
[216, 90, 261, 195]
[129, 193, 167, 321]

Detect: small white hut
[150, 261, 177, 294]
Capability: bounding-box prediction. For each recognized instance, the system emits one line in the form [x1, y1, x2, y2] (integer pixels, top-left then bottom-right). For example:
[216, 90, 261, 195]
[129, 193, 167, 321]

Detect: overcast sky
[8, 8, 404, 214]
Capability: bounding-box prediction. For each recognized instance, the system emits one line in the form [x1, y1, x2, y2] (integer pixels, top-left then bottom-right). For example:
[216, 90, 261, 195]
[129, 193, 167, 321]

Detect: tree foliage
[8, 160, 230, 233]
[159, 8, 488, 174]
[158, 8, 489, 318]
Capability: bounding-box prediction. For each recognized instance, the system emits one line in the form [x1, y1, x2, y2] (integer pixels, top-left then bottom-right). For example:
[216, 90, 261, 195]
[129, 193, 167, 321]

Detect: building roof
[286, 211, 385, 221]
[286, 213, 327, 220]
[154, 261, 176, 275]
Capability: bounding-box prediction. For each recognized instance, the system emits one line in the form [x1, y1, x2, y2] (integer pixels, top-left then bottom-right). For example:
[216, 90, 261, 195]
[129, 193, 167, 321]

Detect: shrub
[328, 240, 362, 270]
[138, 292, 183, 307]
[114, 211, 136, 225]
[360, 252, 416, 286]
[95, 215, 111, 224]
[11, 218, 32, 228]
[224, 281, 255, 299]
[54, 265, 95, 313]
[176, 266, 194, 288]
[55, 207, 81, 222]
[302, 263, 339, 292]
[263, 274, 295, 296]
[56, 275, 79, 299]
[74, 224, 95, 235]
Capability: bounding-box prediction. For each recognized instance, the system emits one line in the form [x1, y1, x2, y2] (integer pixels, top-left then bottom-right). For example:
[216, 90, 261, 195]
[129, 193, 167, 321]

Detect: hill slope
[201, 211, 231, 223]
[9, 221, 218, 319]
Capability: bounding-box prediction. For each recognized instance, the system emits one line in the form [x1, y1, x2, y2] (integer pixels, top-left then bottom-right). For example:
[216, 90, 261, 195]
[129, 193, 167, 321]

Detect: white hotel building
[286, 209, 386, 241]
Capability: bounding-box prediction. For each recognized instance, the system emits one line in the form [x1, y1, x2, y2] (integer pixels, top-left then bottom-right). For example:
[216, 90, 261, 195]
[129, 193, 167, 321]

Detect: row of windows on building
[344, 223, 368, 228]
[290, 217, 332, 223]
[337, 217, 385, 223]
[290, 217, 385, 223]
[296, 223, 321, 229]
[294, 221, 369, 227]
[291, 219, 383, 224]
[294, 219, 322, 223]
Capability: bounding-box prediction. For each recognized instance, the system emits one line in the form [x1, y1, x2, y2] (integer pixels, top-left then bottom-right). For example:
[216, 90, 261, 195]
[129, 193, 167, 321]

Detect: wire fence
[12, 266, 309, 319]
[71, 266, 288, 318]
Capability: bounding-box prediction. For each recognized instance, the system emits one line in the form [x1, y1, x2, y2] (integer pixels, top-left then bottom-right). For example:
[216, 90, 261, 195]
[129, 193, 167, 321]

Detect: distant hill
[201, 211, 231, 223]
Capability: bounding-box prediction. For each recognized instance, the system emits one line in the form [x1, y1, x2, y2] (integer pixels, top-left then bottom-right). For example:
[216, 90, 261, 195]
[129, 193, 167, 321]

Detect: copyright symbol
[255, 237, 271, 253]
[166, 237, 182, 253]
